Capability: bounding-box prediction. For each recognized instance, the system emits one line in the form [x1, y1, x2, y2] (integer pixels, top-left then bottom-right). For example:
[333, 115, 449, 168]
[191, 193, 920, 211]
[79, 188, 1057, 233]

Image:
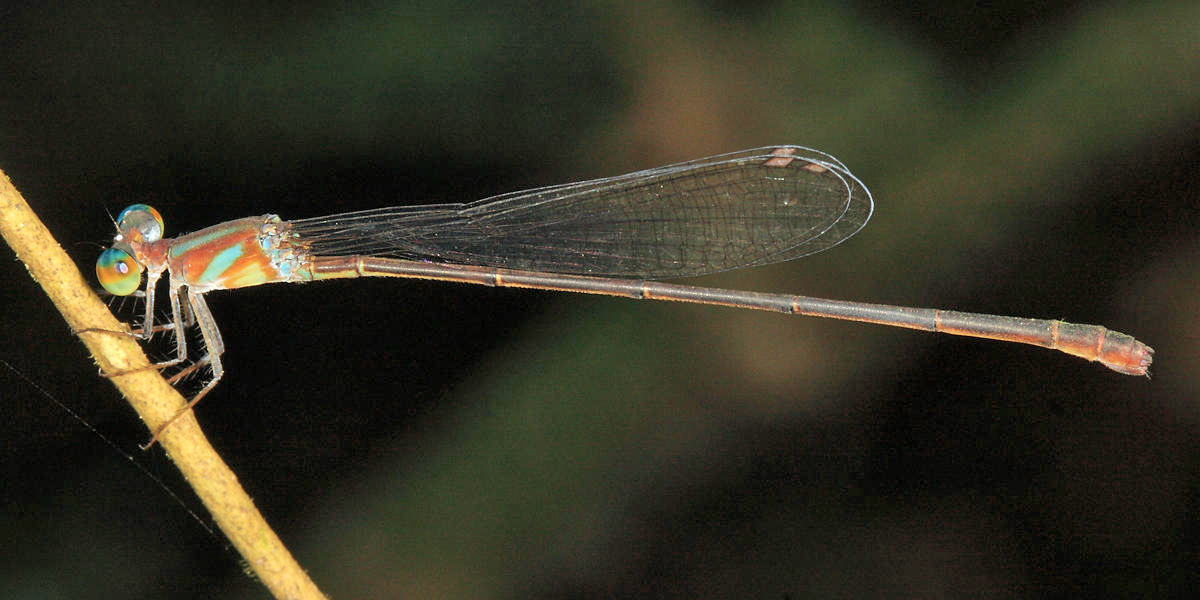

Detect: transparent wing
[286, 145, 873, 278]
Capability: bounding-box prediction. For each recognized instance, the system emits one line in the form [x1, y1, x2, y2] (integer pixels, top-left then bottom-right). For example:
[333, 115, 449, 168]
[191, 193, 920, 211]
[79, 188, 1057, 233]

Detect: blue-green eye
[96, 247, 143, 295]
[116, 204, 164, 243]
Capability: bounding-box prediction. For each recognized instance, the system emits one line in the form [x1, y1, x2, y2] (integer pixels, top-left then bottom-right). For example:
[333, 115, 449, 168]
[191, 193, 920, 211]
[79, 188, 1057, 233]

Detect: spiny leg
[79, 271, 188, 377]
[141, 289, 226, 449]
[137, 269, 162, 341]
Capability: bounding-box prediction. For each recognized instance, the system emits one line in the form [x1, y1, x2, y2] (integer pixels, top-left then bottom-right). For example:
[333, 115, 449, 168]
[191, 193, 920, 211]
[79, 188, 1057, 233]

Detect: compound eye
[96, 247, 143, 296]
[116, 204, 164, 243]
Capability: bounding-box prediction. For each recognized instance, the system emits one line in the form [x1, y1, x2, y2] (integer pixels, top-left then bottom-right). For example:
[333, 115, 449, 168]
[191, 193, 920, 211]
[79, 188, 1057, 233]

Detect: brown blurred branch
[0, 168, 326, 600]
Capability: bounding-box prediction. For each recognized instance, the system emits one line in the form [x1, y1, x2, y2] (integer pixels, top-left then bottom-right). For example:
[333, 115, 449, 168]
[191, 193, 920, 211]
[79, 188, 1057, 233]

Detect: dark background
[2, 1, 1197, 597]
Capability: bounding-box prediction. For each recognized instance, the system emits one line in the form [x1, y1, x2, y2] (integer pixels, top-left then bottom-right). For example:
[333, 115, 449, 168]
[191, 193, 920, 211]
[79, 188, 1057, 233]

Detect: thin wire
[1, 358, 232, 552]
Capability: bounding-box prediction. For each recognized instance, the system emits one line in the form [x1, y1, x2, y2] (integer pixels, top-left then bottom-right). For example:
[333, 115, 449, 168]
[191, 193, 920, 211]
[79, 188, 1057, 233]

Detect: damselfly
[96, 146, 1152, 445]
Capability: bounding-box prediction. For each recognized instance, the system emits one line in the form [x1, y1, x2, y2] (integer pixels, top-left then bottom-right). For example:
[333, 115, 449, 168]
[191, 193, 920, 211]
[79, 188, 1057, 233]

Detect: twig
[0, 168, 327, 600]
